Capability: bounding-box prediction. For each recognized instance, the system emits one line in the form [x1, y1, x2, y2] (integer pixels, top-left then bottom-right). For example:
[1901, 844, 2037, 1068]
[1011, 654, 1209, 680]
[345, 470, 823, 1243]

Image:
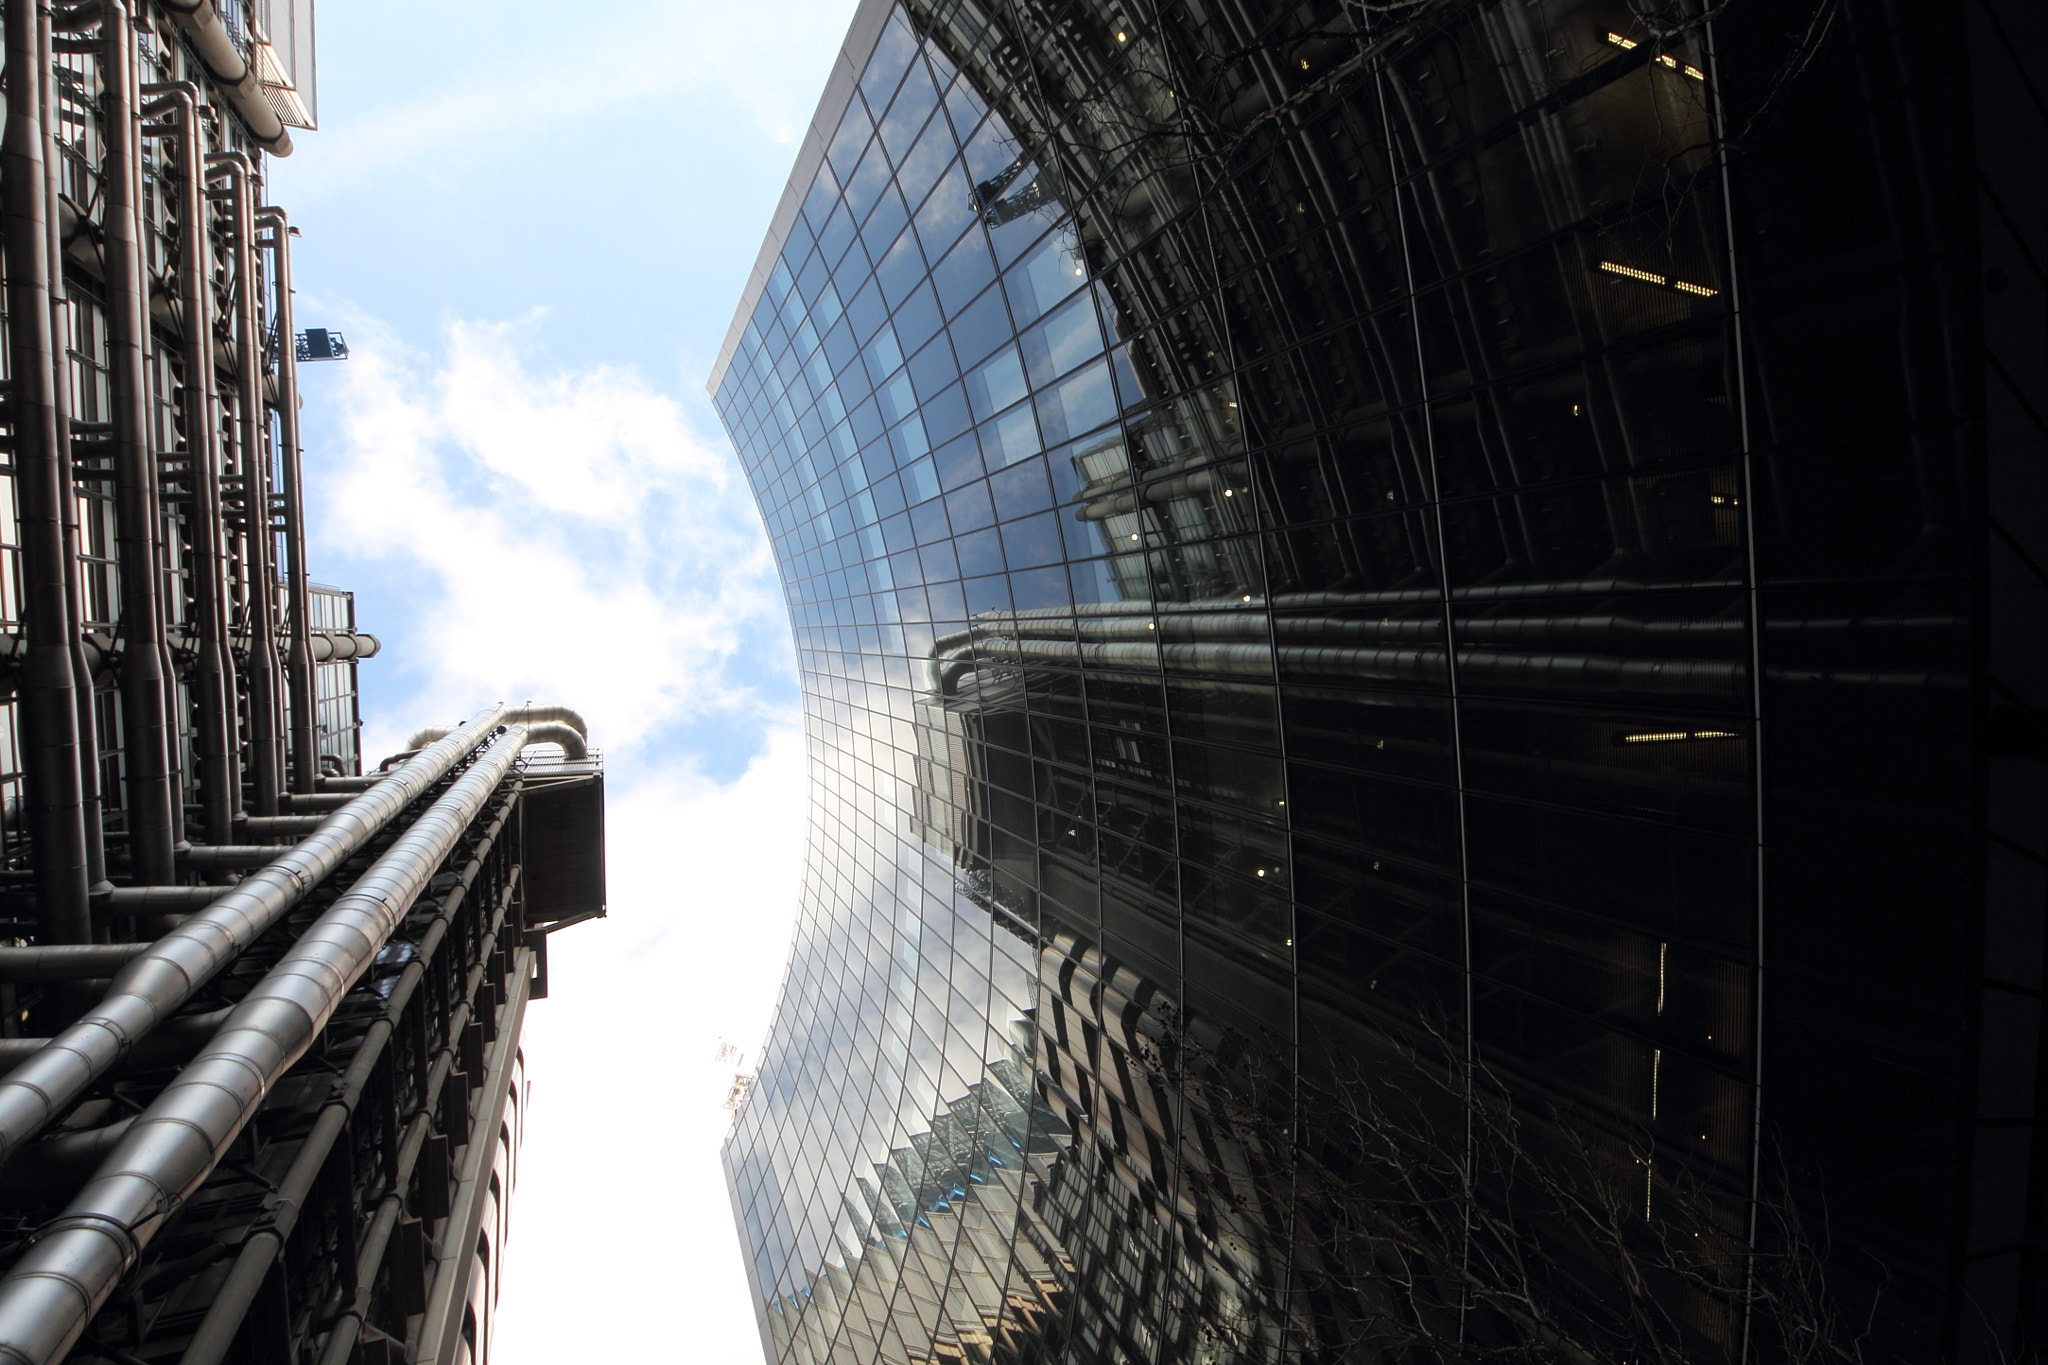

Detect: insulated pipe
[257, 207, 316, 793]
[0, 706, 510, 1170]
[146, 85, 239, 846]
[4, 0, 92, 944]
[404, 718, 586, 760]
[405, 704, 588, 751]
[308, 631, 380, 663]
[0, 726, 537, 1365]
[316, 774, 382, 792]
[178, 858, 520, 1365]
[153, 0, 292, 154]
[206, 151, 283, 816]
[41, 4, 107, 893]
[99, 0, 180, 882]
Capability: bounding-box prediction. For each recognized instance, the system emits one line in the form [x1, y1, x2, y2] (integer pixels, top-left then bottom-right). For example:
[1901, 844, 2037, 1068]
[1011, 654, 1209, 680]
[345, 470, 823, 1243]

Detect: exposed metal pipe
[99, 0, 180, 882]
[404, 718, 587, 760]
[234, 814, 323, 836]
[174, 845, 288, 869]
[178, 855, 520, 1365]
[934, 637, 1748, 697]
[0, 706, 512, 1169]
[0, 725, 538, 1364]
[405, 704, 588, 752]
[206, 151, 284, 816]
[4, 0, 92, 944]
[41, 3, 107, 892]
[144, 84, 239, 846]
[309, 631, 380, 662]
[0, 945, 149, 982]
[257, 206, 317, 793]
[153, 0, 292, 154]
[315, 774, 383, 793]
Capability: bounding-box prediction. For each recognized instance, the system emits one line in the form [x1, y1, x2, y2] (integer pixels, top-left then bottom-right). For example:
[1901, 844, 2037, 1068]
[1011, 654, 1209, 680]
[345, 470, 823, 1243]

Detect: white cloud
[309, 311, 806, 1364]
[315, 310, 787, 760]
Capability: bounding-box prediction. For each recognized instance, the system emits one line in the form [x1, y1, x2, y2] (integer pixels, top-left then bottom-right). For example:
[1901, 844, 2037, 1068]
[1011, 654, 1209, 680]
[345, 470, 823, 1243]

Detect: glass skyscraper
[710, 0, 2046, 1361]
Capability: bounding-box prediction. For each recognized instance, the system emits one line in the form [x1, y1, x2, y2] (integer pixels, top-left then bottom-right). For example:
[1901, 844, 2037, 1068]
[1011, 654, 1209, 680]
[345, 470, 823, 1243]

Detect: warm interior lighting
[1684, 63, 1705, 80]
[1674, 279, 1718, 296]
[1242, 594, 1252, 602]
[1600, 260, 1665, 285]
[1223, 488, 1234, 497]
[1623, 729, 1740, 744]
[1606, 31, 1639, 50]
[1657, 53, 1677, 69]
[1299, 58, 1309, 69]
[1116, 29, 1127, 41]
[1130, 532, 1140, 541]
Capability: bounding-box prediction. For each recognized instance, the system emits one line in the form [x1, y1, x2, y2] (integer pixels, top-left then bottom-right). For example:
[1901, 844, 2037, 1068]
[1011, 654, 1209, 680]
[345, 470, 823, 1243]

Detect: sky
[266, 2, 860, 1358]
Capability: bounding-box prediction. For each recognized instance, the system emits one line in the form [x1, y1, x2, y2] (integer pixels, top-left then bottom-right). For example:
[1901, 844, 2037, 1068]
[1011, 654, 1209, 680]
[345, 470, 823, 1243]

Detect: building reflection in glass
[709, 0, 2022, 1359]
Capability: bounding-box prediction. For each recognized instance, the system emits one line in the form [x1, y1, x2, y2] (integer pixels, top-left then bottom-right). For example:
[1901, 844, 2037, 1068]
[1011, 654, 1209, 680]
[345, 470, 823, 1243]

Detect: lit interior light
[1684, 64, 1705, 80]
[1285, 938, 1293, 946]
[1600, 260, 1666, 285]
[1657, 53, 1678, 69]
[1572, 402, 1582, 415]
[1130, 532, 1140, 541]
[1242, 594, 1253, 602]
[1673, 279, 1718, 296]
[1146, 622, 1155, 630]
[1606, 31, 1639, 50]
[1074, 265, 1085, 276]
[1299, 58, 1309, 70]
[1623, 729, 1740, 744]
[1116, 29, 1127, 41]
[1256, 868, 1266, 877]
[1226, 400, 1238, 407]
[1223, 488, 1234, 497]
[1709, 493, 1740, 506]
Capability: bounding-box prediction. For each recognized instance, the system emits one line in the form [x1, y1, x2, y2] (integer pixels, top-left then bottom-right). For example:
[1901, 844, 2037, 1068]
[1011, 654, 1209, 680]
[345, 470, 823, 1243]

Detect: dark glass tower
[711, 0, 2047, 1361]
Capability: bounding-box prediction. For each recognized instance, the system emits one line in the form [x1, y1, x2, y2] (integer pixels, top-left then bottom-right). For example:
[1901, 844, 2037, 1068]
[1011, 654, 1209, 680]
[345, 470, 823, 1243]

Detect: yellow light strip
[1600, 260, 1666, 285]
[1622, 729, 1742, 745]
[1684, 64, 1705, 80]
[1606, 31, 1639, 50]
[1658, 53, 1678, 69]
[1674, 279, 1718, 296]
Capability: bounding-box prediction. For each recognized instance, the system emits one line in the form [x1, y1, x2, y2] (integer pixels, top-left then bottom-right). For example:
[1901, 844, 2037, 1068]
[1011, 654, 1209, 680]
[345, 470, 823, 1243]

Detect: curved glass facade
[711, 0, 2043, 1361]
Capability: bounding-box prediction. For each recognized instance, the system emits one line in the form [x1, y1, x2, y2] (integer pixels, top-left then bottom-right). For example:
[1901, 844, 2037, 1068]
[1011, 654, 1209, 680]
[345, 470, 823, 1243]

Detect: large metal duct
[154, 0, 292, 154]
[0, 706, 510, 1169]
[0, 726, 538, 1365]
[404, 703, 589, 752]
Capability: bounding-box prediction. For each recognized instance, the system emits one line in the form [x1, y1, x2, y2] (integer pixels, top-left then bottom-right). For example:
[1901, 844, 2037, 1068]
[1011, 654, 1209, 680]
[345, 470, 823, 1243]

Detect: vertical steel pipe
[207, 153, 282, 815]
[40, 6, 106, 893]
[100, 1, 179, 883]
[4, 0, 92, 944]
[256, 207, 316, 794]
[149, 86, 239, 844]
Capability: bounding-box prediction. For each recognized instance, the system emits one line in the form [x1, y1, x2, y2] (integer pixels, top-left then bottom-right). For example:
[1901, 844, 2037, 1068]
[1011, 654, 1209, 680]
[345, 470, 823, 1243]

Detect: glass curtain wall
[712, 0, 2033, 1361]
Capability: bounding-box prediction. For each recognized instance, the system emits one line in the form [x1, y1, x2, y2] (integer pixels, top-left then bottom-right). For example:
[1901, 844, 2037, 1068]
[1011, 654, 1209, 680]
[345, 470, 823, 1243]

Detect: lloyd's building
[710, 0, 2047, 1362]
[0, 3, 605, 1363]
